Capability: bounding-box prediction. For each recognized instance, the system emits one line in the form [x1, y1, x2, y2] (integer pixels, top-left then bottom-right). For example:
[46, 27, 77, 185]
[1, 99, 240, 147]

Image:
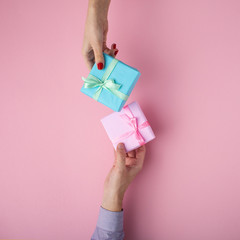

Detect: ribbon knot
[129, 117, 138, 132]
[81, 58, 128, 101]
[112, 106, 150, 147]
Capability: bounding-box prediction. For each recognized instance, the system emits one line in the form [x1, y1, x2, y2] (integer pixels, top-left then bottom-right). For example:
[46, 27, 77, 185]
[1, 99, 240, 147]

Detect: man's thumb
[116, 143, 126, 169]
[93, 45, 104, 70]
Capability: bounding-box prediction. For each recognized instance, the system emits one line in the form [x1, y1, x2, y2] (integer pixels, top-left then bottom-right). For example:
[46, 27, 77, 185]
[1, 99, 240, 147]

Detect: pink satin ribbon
[112, 105, 150, 146]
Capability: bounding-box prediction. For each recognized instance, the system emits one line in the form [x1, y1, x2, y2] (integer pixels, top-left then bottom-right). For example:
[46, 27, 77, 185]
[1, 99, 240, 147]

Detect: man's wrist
[102, 191, 124, 212]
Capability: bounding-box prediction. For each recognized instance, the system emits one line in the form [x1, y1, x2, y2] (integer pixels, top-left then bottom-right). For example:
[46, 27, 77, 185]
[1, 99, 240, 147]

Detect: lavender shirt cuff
[97, 207, 124, 232]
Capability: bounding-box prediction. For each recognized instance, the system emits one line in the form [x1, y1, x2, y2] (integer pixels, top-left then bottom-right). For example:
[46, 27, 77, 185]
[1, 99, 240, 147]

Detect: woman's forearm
[88, 0, 111, 19]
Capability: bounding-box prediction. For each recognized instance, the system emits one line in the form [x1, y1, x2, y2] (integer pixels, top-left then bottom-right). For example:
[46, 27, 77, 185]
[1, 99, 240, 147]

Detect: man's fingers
[115, 143, 126, 169]
[127, 150, 135, 158]
[136, 145, 146, 161]
[126, 157, 137, 166]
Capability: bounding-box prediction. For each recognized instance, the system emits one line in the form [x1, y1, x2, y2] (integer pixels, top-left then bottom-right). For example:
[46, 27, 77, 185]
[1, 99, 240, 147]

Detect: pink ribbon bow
[112, 105, 150, 146]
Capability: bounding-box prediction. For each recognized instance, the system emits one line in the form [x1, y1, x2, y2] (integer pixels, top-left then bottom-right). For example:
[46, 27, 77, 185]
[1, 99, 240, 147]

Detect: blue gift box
[81, 53, 140, 112]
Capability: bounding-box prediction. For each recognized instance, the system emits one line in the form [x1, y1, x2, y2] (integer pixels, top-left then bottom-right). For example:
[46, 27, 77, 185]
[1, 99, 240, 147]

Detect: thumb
[93, 44, 104, 70]
[115, 143, 126, 169]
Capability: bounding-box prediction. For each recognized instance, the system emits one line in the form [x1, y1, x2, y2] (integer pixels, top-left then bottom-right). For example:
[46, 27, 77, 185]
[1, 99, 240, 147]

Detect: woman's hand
[82, 0, 118, 70]
[102, 143, 146, 212]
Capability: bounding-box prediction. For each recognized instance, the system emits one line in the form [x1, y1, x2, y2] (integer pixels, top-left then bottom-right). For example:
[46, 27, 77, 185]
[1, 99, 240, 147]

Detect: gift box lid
[81, 53, 141, 112]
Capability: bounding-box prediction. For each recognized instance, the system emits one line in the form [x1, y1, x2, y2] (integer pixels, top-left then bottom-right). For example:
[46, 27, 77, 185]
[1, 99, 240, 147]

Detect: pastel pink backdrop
[0, 0, 240, 239]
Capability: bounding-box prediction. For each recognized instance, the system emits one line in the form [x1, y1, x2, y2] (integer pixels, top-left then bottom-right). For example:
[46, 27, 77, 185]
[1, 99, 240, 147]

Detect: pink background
[1, 0, 240, 239]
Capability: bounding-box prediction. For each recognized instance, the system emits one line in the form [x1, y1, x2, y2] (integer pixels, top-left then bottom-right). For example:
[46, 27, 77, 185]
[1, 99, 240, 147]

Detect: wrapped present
[81, 53, 140, 112]
[101, 101, 155, 152]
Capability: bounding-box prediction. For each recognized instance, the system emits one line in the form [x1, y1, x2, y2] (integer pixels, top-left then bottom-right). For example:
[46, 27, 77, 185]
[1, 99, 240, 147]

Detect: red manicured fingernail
[112, 43, 116, 49]
[97, 62, 103, 70]
[114, 50, 119, 56]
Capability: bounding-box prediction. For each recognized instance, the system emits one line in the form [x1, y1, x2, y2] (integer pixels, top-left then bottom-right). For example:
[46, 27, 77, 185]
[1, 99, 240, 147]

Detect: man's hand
[82, 0, 118, 70]
[102, 143, 146, 212]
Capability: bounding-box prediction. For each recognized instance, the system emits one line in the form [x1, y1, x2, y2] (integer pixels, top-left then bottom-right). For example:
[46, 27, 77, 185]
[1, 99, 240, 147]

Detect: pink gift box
[101, 101, 155, 152]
